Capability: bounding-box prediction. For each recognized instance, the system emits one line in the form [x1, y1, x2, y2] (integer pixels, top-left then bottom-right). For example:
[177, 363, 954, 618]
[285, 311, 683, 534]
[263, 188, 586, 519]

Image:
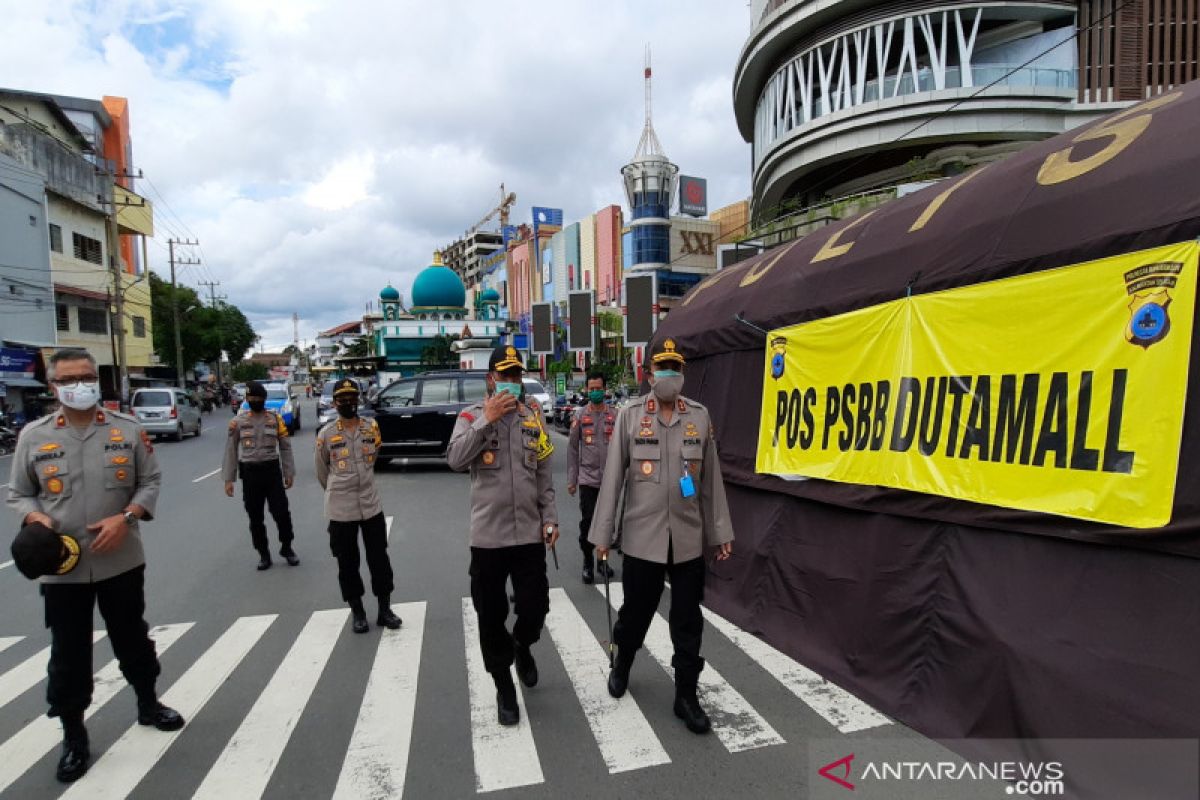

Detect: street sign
[555, 374, 566, 396]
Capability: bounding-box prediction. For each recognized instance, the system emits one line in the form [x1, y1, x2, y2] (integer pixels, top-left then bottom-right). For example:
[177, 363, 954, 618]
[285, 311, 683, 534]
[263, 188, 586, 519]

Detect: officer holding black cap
[447, 344, 558, 727]
[222, 380, 298, 570]
[7, 347, 184, 783]
[315, 378, 402, 634]
[589, 338, 734, 735]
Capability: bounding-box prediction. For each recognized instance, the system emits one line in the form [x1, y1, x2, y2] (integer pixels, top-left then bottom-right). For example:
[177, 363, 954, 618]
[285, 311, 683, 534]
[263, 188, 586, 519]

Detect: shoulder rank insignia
[140, 430, 154, 454]
[646, 398, 657, 414]
[55, 415, 66, 428]
[95, 410, 107, 424]
[677, 398, 687, 413]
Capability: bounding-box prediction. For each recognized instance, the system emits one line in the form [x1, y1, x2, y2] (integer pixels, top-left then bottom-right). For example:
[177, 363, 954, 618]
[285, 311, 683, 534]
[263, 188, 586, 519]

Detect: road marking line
[700, 606, 891, 733]
[461, 597, 543, 793]
[195, 610, 346, 800]
[0, 636, 23, 655]
[61, 614, 276, 800]
[546, 587, 670, 773]
[192, 467, 222, 483]
[0, 632, 106, 712]
[333, 602, 426, 800]
[0, 560, 12, 572]
[385, 515, 394, 540]
[599, 584, 784, 753]
[0, 623, 192, 796]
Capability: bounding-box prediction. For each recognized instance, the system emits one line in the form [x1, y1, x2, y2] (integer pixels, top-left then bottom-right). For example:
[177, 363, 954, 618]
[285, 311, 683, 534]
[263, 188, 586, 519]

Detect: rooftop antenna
[634, 44, 664, 159]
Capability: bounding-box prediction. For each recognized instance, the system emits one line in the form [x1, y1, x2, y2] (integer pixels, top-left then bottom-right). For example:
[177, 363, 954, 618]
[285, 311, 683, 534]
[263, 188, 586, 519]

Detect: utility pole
[198, 280, 225, 386]
[167, 238, 200, 388]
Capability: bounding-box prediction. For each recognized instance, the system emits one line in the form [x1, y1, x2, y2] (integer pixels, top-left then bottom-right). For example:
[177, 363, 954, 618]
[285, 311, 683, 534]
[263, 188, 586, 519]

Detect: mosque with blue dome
[372, 252, 505, 378]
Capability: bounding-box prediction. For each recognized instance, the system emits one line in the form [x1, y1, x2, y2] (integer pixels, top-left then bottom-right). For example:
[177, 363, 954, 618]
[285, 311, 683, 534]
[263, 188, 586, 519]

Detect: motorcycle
[0, 426, 18, 456]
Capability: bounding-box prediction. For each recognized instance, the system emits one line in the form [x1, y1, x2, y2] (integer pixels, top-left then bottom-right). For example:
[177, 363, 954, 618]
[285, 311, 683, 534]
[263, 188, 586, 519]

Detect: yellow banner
[756, 241, 1198, 528]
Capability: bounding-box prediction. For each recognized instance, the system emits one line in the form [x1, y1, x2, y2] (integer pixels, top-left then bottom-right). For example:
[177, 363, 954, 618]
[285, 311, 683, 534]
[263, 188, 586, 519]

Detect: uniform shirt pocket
[681, 444, 705, 479]
[39, 462, 72, 499]
[105, 455, 135, 489]
[631, 444, 661, 483]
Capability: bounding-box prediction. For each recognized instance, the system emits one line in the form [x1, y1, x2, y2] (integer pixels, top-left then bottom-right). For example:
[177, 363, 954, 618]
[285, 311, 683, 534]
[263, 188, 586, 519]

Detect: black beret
[245, 381, 267, 398]
[11, 522, 80, 580]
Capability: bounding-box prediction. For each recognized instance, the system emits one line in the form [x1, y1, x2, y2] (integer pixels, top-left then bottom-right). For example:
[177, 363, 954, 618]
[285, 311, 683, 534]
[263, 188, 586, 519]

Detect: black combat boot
[350, 598, 369, 633]
[514, 636, 538, 687]
[256, 550, 272, 570]
[135, 685, 186, 731]
[607, 648, 634, 698]
[376, 596, 403, 630]
[581, 552, 594, 584]
[55, 713, 89, 783]
[280, 545, 299, 566]
[494, 669, 520, 726]
[673, 675, 711, 734]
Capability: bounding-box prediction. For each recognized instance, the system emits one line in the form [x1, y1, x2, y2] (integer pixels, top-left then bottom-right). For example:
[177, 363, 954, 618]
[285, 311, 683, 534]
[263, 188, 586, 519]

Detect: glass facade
[631, 225, 670, 267]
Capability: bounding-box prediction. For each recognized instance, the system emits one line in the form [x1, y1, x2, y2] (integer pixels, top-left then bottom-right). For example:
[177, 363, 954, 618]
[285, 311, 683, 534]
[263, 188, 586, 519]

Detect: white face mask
[57, 381, 101, 411]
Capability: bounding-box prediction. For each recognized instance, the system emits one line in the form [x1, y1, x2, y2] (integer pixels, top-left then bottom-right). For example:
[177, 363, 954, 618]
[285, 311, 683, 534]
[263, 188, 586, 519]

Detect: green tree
[420, 334, 459, 368]
[150, 273, 257, 370]
[230, 361, 269, 382]
[343, 336, 370, 358]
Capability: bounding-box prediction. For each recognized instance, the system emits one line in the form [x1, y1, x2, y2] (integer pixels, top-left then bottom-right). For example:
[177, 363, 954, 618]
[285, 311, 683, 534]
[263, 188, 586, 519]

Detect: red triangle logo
[818, 753, 855, 790]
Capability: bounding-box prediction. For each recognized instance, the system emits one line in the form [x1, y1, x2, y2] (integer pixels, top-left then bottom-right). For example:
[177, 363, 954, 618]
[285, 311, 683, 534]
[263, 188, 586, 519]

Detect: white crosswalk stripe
[700, 604, 891, 733]
[461, 597, 543, 793]
[195, 610, 346, 800]
[60, 615, 276, 800]
[597, 583, 785, 753]
[333, 601, 426, 800]
[0, 631, 106, 712]
[0, 590, 894, 796]
[0, 623, 193, 796]
[544, 587, 671, 773]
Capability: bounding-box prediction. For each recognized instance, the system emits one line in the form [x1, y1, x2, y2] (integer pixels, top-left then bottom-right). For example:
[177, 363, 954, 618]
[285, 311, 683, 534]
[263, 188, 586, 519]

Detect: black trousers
[613, 548, 707, 689]
[328, 513, 394, 602]
[42, 565, 160, 718]
[240, 461, 294, 552]
[469, 543, 548, 675]
[578, 484, 600, 558]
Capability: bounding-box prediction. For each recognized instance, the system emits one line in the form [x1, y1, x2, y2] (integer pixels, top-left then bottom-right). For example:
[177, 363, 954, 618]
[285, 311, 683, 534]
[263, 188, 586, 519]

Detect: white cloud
[0, 0, 752, 350]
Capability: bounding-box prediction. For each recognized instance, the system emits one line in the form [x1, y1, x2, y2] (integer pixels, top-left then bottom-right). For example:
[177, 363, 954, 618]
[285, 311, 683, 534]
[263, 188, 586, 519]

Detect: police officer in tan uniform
[7, 348, 183, 783]
[447, 344, 559, 727]
[222, 381, 298, 570]
[315, 378, 402, 634]
[566, 369, 617, 584]
[590, 338, 734, 734]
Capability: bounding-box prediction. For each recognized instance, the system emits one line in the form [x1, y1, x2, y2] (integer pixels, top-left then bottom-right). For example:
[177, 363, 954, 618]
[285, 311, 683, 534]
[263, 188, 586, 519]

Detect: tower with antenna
[621, 45, 678, 272]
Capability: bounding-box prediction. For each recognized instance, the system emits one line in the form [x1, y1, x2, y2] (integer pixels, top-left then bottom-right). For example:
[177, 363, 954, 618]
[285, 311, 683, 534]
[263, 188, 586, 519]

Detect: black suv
[369, 370, 489, 461]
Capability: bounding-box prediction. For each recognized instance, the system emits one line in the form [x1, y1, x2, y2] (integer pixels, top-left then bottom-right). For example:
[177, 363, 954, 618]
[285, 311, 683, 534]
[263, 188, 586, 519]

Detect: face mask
[57, 381, 101, 411]
[336, 401, 358, 419]
[588, 389, 606, 404]
[651, 374, 684, 402]
[247, 398, 266, 412]
[495, 382, 522, 397]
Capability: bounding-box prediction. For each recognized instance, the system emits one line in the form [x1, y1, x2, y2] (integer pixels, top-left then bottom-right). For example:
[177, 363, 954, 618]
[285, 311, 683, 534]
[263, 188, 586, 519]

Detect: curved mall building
[735, 1, 1198, 219]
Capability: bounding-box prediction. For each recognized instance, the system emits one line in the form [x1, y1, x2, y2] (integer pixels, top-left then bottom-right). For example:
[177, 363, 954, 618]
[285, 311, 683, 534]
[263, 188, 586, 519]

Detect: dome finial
[432, 250, 444, 266]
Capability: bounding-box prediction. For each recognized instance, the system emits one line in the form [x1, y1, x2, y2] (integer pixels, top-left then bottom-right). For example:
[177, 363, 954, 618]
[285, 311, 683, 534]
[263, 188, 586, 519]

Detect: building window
[72, 233, 103, 265]
[133, 315, 146, 338]
[77, 306, 108, 334]
[49, 224, 63, 253]
[56, 303, 70, 331]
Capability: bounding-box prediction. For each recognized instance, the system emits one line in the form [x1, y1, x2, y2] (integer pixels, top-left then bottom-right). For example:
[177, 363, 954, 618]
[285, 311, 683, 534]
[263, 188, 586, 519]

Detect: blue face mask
[495, 381, 522, 397]
[652, 370, 682, 379]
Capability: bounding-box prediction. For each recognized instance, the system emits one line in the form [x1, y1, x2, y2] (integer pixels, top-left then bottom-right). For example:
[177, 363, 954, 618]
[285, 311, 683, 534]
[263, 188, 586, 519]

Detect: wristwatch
[544, 524, 555, 536]
[122, 510, 137, 525]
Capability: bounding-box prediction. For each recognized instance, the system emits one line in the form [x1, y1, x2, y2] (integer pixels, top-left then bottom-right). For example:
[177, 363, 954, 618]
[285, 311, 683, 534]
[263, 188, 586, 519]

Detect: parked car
[522, 378, 552, 415]
[239, 382, 301, 434]
[132, 387, 202, 441]
[368, 370, 489, 462]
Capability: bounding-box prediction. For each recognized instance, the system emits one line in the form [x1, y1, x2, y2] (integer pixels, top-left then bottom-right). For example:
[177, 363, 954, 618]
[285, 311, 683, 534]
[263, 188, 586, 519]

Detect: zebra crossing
[0, 587, 890, 798]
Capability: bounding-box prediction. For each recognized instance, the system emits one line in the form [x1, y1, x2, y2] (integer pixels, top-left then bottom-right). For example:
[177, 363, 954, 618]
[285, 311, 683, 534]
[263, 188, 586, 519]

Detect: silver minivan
[132, 387, 202, 441]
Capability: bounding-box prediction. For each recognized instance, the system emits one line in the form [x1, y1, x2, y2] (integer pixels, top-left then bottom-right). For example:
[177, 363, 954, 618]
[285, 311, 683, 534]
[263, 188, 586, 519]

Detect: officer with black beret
[447, 345, 559, 727]
[222, 380, 298, 570]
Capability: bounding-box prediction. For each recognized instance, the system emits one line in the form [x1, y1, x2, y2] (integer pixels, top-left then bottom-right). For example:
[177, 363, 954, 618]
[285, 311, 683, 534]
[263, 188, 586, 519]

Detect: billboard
[530, 303, 554, 355]
[567, 291, 594, 352]
[679, 175, 707, 217]
[623, 273, 657, 346]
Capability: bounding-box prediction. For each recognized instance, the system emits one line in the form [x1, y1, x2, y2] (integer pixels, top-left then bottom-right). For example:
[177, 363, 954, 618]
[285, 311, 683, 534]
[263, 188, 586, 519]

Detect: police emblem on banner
[770, 336, 787, 379]
[1126, 290, 1172, 348]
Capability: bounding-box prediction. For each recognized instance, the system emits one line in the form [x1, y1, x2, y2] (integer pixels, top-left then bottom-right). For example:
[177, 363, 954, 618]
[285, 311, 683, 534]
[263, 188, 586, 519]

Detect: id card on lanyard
[680, 456, 696, 498]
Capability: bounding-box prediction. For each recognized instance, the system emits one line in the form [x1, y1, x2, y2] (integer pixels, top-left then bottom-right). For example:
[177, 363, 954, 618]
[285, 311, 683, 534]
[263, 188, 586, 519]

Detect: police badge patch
[1126, 290, 1172, 348]
[770, 336, 787, 379]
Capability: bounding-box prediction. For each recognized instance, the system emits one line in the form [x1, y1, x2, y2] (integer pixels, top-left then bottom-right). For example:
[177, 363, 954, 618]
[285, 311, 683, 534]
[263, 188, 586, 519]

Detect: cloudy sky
[1, 0, 753, 350]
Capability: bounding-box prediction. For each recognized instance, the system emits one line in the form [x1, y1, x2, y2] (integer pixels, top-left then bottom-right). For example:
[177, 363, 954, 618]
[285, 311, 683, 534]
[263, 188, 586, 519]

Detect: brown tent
[655, 80, 1200, 795]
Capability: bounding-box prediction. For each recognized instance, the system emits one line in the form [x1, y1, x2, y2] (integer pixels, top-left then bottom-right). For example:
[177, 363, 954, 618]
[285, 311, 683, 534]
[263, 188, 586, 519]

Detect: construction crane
[465, 183, 516, 237]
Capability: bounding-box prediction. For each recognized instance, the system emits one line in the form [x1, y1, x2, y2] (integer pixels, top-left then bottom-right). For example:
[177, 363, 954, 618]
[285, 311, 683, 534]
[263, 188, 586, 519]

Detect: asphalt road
[0, 400, 980, 800]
